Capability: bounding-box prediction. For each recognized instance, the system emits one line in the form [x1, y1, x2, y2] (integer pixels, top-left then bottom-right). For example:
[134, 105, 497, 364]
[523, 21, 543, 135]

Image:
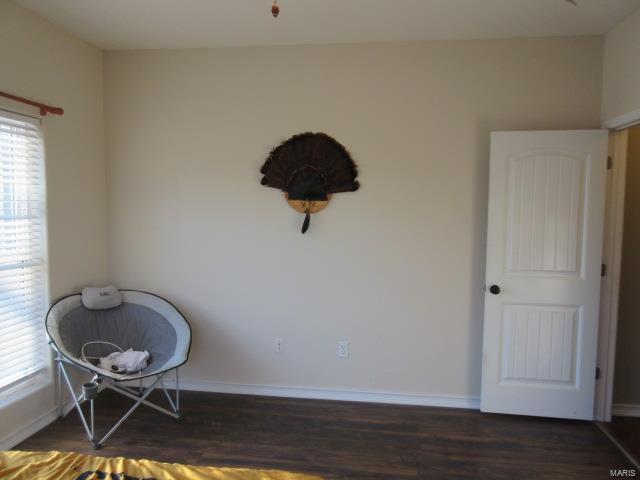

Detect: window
[0, 111, 48, 395]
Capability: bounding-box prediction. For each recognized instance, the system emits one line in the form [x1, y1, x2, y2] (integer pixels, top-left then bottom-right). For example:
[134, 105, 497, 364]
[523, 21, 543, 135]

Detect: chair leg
[55, 358, 63, 419]
[159, 378, 177, 413]
[90, 399, 94, 441]
[96, 374, 165, 446]
[176, 368, 180, 414]
[58, 361, 94, 443]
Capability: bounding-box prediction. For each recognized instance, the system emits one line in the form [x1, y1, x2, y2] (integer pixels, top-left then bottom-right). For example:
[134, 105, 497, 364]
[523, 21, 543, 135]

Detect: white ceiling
[15, 0, 640, 51]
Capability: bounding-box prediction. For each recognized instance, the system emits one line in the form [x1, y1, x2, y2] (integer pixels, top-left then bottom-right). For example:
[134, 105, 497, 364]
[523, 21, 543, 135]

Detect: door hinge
[601, 264, 607, 277]
[607, 156, 613, 170]
[596, 366, 601, 380]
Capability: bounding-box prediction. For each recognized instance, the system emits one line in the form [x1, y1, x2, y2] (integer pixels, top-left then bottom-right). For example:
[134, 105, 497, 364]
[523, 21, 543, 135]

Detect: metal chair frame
[54, 348, 182, 449]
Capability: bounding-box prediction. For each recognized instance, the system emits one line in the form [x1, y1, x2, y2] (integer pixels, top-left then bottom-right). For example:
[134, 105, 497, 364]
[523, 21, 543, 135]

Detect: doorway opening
[596, 124, 640, 464]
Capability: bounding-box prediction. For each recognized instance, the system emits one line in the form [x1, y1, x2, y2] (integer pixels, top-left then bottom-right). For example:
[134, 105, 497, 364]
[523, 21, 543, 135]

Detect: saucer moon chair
[46, 290, 191, 449]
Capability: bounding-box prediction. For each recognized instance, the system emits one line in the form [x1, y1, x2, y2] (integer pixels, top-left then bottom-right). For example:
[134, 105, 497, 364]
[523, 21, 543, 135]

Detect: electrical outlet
[275, 338, 284, 354]
[337, 340, 349, 358]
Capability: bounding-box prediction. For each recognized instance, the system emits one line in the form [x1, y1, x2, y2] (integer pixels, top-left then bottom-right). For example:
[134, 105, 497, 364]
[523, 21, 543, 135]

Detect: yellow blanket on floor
[0, 451, 323, 480]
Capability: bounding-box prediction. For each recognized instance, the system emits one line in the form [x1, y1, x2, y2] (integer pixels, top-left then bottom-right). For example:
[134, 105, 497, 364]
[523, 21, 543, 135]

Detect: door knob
[489, 285, 501, 295]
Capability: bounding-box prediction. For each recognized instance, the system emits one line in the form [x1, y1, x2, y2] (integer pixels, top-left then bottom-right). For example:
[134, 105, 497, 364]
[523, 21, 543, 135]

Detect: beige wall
[602, 6, 640, 125]
[105, 37, 603, 400]
[614, 125, 640, 405]
[0, 0, 108, 444]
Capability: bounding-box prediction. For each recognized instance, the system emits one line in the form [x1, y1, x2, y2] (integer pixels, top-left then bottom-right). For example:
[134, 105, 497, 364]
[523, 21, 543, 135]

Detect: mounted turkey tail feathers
[260, 132, 360, 233]
[260, 132, 359, 195]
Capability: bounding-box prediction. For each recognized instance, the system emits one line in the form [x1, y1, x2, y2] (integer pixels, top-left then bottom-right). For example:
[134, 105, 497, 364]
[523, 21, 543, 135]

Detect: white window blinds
[0, 111, 48, 394]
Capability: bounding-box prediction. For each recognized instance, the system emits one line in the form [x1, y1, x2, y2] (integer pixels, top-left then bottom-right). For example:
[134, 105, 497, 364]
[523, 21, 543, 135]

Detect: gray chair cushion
[58, 303, 178, 375]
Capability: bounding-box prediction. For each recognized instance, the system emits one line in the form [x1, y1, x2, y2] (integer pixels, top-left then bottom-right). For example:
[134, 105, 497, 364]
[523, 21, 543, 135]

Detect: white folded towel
[82, 286, 122, 310]
[99, 349, 149, 374]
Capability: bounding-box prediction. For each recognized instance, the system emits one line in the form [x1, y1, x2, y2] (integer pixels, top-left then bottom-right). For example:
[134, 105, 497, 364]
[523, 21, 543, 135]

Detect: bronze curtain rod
[0, 91, 64, 116]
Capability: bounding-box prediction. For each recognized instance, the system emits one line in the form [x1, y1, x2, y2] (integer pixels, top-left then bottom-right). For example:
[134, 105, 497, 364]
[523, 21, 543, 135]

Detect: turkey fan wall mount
[260, 132, 360, 234]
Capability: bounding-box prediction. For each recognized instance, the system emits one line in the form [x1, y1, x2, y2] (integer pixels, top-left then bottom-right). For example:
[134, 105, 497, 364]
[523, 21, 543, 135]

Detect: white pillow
[81, 286, 122, 310]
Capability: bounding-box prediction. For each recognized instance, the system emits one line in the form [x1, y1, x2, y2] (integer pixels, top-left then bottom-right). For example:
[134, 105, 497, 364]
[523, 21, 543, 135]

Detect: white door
[481, 130, 608, 420]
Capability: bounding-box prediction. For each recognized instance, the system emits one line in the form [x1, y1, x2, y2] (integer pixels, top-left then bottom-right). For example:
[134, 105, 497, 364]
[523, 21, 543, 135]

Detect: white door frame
[594, 129, 628, 421]
[603, 108, 640, 131]
[595, 108, 640, 421]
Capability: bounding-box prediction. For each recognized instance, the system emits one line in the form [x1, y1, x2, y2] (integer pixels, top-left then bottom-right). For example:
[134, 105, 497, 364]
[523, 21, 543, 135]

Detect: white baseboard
[612, 403, 640, 417]
[0, 400, 74, 451]
[162, 378, 481, 410]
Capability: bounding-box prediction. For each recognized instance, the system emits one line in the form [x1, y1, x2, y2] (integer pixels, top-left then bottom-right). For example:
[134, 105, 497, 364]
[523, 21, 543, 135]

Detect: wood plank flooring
[16, 390, 633, 479]
[603, 416, 640, 465]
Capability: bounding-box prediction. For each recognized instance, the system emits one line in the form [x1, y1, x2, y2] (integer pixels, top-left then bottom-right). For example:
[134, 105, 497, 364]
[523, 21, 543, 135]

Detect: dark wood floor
[604, 416, 640, 464]
[16, 390, 632, 479]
